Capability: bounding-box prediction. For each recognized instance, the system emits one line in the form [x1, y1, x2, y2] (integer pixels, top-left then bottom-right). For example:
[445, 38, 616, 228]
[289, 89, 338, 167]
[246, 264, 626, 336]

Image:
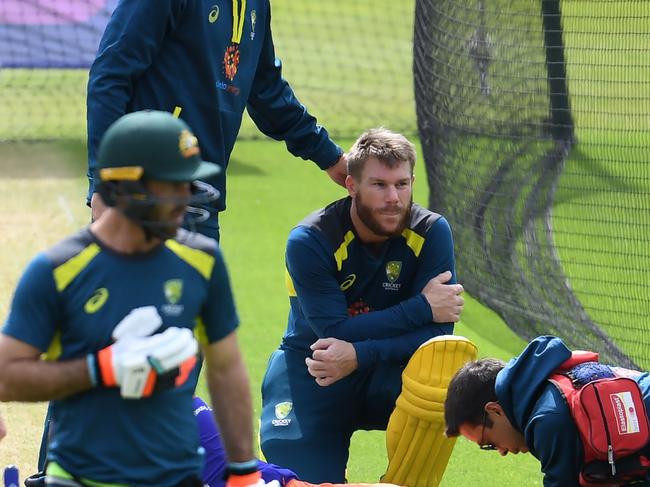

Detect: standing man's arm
[246, 1, 345, 186]
[87, 0, 184, 210]
[203, 331, 255, 463]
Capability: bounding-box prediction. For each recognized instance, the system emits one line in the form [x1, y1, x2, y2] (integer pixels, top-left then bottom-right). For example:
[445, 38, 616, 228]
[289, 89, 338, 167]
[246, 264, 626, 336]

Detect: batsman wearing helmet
[260, 128, 477, 486]
[0, 111, 271, 487]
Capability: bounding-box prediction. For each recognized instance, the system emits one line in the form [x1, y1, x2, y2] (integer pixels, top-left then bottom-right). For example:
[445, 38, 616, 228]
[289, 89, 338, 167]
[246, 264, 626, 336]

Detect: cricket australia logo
[162, 279, 184, 316]
[178, 130, 199, 158]
[272, 401, 292, 427]
[383, 261, 402, 291]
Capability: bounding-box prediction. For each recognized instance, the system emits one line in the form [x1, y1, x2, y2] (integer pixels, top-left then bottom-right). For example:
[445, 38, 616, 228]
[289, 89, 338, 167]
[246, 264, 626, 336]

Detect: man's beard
[354, 192, 412, 238]
[140, 203, 187, 240]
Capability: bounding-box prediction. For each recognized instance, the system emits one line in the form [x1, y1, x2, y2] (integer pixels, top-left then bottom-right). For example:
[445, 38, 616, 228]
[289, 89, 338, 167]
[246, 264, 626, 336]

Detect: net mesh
[2, 1, 648, 368]
[414, 0, 650, 368]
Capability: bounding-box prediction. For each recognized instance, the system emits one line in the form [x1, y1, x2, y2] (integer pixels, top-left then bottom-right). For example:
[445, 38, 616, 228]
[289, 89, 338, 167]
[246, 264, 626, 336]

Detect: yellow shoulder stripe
[402, 228, 425, 257]
[165, 240, 214, 279]
[333, 231, 355, 271]
[42, 330, 62, 361]
[285, 268, 297, 297]
[53, 243, 101, 292]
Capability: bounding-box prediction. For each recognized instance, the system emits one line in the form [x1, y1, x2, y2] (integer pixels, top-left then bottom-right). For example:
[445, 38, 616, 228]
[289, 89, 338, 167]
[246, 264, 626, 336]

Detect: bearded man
[259, 128, 465, 483]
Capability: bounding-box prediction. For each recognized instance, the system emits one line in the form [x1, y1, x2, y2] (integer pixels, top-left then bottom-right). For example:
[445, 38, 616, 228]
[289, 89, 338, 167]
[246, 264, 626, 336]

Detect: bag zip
[592, 385, 616, 476]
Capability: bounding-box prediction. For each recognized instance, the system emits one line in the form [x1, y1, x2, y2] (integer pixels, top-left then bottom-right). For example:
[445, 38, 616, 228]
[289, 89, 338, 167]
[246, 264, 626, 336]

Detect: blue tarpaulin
[0, 0, 117, 68]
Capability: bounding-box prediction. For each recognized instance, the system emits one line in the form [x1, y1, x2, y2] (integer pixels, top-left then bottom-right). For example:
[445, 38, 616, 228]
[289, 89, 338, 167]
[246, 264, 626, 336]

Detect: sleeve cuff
[353, 341, 376, 371]
[402, 293, 434, 326]
[87, 178, 97, 206]
[313, 142, 343, 170]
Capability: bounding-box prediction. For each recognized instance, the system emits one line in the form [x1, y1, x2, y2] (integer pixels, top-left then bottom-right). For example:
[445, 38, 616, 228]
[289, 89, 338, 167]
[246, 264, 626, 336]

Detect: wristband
[227, 459, 259, 475]
[86, 354, 98, 387]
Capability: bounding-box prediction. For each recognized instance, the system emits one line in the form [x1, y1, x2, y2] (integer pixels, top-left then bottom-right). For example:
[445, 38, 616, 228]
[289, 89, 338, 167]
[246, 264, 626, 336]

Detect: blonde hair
[347, 127, 416, 180]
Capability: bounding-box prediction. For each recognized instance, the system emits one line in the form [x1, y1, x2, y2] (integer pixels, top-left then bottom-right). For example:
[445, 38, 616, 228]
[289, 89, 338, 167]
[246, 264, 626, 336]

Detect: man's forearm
[0, 357, 91, 402]
[206, 356, 255, 463]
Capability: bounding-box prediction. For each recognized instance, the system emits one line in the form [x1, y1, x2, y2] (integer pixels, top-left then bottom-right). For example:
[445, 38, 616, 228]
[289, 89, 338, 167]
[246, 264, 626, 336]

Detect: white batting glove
[87, 307, 199, 399]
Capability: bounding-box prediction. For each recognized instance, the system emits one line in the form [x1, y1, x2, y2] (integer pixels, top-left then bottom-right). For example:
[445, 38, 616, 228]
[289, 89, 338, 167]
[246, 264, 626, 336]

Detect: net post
[541, 0, 574, 142]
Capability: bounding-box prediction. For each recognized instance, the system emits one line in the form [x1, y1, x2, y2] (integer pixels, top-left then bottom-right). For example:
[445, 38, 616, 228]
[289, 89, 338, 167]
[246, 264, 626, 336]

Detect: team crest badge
[272, 401, 292, 426]
[178, 130, 199, 158]
[223, 44, 240, 81]
[385, 261, 402, 283]
[164, 279, 183, 304]
[250, 10, 256, 40]
[275, 401, 292, 419]
[162, 279, 185, 316]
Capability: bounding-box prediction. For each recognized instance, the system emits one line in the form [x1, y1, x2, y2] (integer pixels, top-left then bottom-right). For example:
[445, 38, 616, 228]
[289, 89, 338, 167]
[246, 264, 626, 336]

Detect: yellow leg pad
[382, 335, 478, 487]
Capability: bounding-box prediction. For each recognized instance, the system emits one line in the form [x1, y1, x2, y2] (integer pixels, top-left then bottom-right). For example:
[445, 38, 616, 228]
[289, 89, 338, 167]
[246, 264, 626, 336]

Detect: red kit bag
[550, 353, 650, 486]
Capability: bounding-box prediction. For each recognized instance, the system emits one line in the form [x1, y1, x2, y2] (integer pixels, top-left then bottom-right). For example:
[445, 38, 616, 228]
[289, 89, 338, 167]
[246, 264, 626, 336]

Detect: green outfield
[0, 138, 542, 485]
[1, 0, 647, 484]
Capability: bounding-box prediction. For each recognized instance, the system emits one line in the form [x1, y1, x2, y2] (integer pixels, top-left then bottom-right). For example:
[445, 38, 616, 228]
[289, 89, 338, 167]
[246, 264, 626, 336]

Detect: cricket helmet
[96, 110, 220, 238]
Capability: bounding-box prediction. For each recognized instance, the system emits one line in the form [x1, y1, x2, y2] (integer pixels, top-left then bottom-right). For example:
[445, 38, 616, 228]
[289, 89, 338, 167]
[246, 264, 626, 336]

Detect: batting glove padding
[87, 306, 199, 399]
[382, 335, 478, 487]
[111, 305, 163, 340]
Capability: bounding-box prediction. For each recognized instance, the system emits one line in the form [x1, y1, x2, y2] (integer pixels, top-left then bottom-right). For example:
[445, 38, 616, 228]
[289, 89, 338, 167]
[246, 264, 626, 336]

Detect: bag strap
[557, 351, 600, 371]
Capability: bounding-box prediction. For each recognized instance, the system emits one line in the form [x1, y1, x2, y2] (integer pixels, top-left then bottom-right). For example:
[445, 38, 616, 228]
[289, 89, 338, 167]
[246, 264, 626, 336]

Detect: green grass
[0, 138, 543, 485]
[2, 0, 648, 483]
[551, 3, 650, 367]
[203, 138, 543, 485]
[1, 0, 417, 142]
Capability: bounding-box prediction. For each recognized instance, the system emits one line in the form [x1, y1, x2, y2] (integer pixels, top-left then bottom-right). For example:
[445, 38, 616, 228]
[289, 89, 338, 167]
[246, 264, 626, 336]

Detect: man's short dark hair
[346, 127, 416, 180]
[444, 358, 505, 437]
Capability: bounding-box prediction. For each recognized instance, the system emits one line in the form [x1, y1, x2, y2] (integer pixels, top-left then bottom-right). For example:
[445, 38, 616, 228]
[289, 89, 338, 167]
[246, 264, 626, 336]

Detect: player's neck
[349, 202, 389, 245]
[90, 208, 163, 254]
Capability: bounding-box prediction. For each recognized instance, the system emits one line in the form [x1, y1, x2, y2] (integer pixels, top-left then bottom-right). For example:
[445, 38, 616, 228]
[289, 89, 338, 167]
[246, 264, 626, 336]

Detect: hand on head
[325, 154, 348, 187]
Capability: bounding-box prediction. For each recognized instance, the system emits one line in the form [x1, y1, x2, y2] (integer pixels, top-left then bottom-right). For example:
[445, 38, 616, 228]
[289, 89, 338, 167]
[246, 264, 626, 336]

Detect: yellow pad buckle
[382, 335, 478, 487]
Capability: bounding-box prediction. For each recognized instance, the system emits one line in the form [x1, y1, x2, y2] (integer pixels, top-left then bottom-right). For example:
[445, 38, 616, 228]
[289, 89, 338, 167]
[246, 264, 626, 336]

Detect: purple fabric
[0, 0, 117, 67]
[193, 396, 229, 487]
[193, 396, 299, 487]
[1, 1, 106, 25]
